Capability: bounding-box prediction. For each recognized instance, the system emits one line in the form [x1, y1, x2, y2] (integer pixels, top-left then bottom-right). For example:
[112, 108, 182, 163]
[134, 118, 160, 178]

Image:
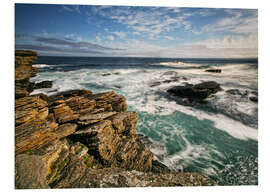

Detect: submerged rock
[101, 72, 121, 76]
[167, 81, 222, 100]
[205, 69, 222, 73]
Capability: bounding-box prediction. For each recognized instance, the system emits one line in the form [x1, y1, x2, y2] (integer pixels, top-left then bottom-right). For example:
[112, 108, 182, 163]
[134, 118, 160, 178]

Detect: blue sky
[15, 4, 258, 58]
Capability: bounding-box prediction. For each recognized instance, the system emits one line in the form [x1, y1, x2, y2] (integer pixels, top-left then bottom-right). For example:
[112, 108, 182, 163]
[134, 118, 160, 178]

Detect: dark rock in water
[226, 89, 250, 98]
[205, 69, 222, 73]
[33, 81, 53, 90]
[102, 73, 111, 76]
[249, 96, 258, 102]
[167, 81, 222, 100]
[162, 71, 178, 76]
[149, 77, 180, 87]
[101, 72, 121, 76]
[149, 82, 162, 87]
[113, 85, 122, 89]
[182, 77, 188, 81]
[193, 81, 222, 93]
[226, 89, 243, 95]
[251, 90, 258, 96]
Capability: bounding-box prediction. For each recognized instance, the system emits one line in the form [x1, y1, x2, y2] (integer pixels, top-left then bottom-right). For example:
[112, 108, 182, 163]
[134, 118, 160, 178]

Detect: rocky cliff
[14, 50, 217, 188]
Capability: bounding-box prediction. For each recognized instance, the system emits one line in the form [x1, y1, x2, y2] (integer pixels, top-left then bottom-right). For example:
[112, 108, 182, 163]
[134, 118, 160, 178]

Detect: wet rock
[101, 72, 121, 76]
[101, 73, 111, 76]
[226, 89, 243, 96]
[33, 80, 53, 90]
[149, 81, 162, 87]
[167, 81, 222, 100]
[205, 69, 222, 73]
[149, 77, 180, 87]
[249, 96, 258, 102]
[113, 85, 122, 89]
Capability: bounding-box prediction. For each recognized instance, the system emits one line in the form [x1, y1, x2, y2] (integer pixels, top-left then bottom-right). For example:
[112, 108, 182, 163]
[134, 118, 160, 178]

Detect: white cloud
[101, 34, 257, 58]
[77, 36, 83, 41]
[165, 36, 174, 40]
[202, 10, 258, 35]
[96, 36, 102, 44]
[107, 35, 115, 41]
[87, 6, 198, 39]
[132, 31, 140, 35]
[110, 31, 126, 39]
[198, 34, 258, 49]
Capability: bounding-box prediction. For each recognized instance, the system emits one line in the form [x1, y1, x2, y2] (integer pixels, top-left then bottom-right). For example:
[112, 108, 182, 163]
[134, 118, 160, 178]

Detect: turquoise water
[136, 111, 258, 185]
[31, 57, 258, 185]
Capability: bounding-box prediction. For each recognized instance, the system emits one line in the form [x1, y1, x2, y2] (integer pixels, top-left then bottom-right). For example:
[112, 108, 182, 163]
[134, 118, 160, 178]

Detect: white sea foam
[31, 64, 258, 142]
[135, 95, 258, 141]
[158, 61, 200, 68]
[33, 64, 51, 68]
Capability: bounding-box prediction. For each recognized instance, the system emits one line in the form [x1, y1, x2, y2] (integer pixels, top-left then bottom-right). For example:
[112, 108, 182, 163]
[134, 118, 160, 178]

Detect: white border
[2, 0, 269, 193]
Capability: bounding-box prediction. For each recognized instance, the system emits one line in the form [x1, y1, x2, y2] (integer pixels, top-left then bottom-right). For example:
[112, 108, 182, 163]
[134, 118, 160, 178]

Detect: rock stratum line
[15, 50, 217, 188]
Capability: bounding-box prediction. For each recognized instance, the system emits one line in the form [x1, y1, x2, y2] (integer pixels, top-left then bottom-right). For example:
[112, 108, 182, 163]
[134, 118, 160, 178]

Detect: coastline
[15, 50, 217, 188]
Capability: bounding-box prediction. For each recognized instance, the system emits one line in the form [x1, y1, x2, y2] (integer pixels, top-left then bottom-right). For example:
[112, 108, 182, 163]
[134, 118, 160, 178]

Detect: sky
[15, 4, 258, 58]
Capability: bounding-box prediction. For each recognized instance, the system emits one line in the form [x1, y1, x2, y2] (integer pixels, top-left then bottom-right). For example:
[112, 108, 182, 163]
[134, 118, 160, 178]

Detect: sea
[31, 56, 258, 186]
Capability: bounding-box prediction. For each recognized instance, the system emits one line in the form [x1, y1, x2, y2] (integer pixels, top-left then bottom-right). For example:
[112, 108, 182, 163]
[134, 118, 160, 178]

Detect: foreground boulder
[167, 81, 222, 100]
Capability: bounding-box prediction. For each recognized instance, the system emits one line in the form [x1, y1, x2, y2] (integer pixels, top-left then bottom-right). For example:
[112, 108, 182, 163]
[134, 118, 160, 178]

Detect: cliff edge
[15, 50, 217, 188]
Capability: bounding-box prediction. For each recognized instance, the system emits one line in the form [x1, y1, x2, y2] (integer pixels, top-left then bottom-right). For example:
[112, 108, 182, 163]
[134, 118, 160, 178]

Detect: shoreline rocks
[15, 50, 217, 188]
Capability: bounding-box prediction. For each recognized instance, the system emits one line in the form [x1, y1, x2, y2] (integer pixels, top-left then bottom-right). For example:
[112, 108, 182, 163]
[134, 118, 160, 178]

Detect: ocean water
[31, 56, 258, 185]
